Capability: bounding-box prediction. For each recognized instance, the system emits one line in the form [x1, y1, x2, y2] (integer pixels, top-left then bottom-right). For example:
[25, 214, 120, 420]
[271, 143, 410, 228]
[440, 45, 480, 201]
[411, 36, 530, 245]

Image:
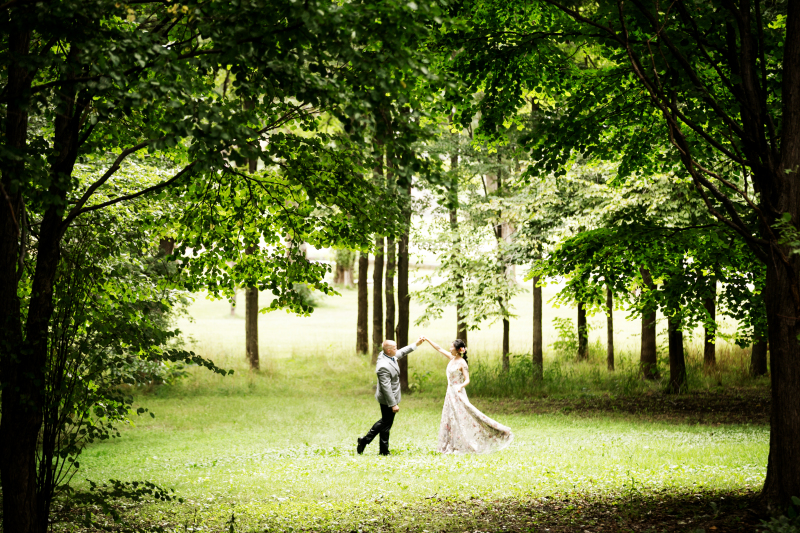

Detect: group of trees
[432, 0, 799, 507]
[1, 0, 798, 529]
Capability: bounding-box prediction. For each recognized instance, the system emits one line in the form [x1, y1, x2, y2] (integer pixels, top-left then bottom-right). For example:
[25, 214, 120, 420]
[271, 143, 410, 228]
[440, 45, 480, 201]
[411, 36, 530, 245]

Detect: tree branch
[66, 161, 197, 223]
[62, 138, 164, 228]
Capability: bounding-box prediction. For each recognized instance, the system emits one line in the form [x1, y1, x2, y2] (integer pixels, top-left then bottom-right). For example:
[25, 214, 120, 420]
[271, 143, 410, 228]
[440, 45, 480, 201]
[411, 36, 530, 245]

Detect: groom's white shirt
[374, 344, 416, 407]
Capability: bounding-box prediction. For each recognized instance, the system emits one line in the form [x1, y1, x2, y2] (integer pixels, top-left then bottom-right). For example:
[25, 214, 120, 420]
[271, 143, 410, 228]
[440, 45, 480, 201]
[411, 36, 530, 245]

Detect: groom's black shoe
[378, 450, 391, 456]
[356, 437, 367, 455]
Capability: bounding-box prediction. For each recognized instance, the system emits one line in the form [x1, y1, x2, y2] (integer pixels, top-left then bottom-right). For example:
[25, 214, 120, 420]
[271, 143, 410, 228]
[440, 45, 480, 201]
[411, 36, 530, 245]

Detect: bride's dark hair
[453, 339, 468, 364]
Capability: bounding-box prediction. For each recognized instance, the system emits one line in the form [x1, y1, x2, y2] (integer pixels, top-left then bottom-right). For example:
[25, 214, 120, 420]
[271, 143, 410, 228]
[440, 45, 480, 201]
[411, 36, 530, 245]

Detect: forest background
[0, 0, 797, 531]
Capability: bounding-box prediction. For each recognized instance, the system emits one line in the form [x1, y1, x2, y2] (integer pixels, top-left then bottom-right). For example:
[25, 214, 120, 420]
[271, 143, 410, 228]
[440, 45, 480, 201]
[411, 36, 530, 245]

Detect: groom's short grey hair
[382, 339, 397, 351]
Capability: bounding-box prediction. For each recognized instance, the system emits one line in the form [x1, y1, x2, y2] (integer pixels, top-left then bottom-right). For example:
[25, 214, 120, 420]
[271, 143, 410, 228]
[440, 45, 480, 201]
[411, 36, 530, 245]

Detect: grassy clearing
[66, 347, 768, 531]
[58, 288, 770, 531]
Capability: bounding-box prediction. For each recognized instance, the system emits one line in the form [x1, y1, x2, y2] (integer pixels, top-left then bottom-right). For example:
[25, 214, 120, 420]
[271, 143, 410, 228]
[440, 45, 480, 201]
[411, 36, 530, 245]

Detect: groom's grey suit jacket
[374, 344, 416, 407]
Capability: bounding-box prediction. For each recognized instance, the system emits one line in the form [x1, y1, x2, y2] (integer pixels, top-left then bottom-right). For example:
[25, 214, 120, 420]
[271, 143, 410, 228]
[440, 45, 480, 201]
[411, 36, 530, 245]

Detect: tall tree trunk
[576, 302, 588, 361]
[449, 149, 468, 344]
[750, 336, 768, 377]
[761, 2, 800, 505]
[703, 293, 716, 371]
[532, 275, 543, 379]
[356, 252, 369, 354]
[385, 238, 396, 341]
[762, 258, 800, 505]
[398, 223, 410, 391]
[245, 286, 259, 369]
[243, 105, 259, 371]
[641, 309, 658, 379]
[2, 37, 81, 532]
[639, 268, 659, 380]
[666, 316, 686, 393]
[372, 237, 384, 364]
[606, 287, 614, 371]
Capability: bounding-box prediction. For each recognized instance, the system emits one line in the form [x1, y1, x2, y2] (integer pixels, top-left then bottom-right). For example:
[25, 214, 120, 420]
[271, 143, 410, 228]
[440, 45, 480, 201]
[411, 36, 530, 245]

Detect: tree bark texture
[385, 238, 396, 341]
[356, 252, 369, 354]
[762, 258, 800, 505]
[244, 147, 259, 371]
[750, 337, 768, 377]
[666, 317, 686, 394]
[577, 302, 588, 361]
[398, 229, 410, 391]
[639, 268, 659, 380]
[532, 276, 543, 379]
[1, 31, 77, 532]
[372, 237, 384, 363]
[703, 295, 716, 370]
[606, 288, 614, 371]
[245, 287, 259, 370]
[760, 2, 800, 504]
[640, 309, 658, 380]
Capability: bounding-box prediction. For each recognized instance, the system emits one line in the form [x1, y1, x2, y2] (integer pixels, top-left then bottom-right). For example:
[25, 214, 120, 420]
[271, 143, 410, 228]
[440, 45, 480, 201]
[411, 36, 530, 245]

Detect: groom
[357, 337, 425, 456]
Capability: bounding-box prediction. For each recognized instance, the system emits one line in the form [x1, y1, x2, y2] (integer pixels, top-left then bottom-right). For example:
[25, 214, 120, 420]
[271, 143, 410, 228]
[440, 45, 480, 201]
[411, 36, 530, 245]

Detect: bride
[423, 337, 513, 454]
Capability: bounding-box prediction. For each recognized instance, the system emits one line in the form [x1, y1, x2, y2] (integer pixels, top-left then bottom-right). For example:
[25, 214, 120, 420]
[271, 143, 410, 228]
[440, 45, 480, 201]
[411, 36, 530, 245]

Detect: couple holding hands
[356, 336, 514, 456]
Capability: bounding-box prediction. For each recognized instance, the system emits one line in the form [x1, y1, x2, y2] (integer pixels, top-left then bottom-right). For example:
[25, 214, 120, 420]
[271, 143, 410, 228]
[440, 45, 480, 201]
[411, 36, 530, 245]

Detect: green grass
[69, 349, 768, 531]
[61, 286, 769, 531]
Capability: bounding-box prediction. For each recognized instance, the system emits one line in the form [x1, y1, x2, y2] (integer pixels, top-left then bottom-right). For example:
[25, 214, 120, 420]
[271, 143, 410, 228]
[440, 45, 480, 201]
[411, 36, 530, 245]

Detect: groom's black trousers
[363, 403, 395, 453]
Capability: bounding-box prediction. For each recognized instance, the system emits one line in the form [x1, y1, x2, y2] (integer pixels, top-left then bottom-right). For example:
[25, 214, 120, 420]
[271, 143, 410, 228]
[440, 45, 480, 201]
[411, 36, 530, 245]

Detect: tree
[372, 237, 385, 361]
[0, 0, 440, 528]
[356, 252, 370, 354]
[386, 239, 397, 341]
[532, 276, 544, 377]
[605, 287, 614, 371]
[447, 0, 798, 505]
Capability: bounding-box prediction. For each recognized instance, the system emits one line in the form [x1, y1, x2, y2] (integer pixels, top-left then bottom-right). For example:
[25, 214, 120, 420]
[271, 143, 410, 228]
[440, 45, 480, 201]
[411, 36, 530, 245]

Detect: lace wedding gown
[437, 358, 514, 454]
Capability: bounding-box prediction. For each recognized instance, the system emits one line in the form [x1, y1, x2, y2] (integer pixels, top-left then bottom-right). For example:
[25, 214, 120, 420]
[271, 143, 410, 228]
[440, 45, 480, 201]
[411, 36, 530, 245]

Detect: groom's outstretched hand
[416, 336, 425, 346]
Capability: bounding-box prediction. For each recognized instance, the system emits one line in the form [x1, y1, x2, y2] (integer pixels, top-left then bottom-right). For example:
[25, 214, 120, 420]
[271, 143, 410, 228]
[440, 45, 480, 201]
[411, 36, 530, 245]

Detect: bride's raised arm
[425, 338, 454, 360]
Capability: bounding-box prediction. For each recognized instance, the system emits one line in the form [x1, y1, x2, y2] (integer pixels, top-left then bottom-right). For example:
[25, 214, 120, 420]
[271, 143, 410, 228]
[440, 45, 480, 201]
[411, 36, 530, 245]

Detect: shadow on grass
[52, 488, 768, 533]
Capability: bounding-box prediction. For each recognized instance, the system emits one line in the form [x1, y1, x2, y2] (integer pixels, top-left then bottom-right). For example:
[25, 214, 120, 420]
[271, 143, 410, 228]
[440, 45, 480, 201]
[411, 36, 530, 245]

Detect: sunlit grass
[71, 346, 768, 531]
[63, 285, 769, 531]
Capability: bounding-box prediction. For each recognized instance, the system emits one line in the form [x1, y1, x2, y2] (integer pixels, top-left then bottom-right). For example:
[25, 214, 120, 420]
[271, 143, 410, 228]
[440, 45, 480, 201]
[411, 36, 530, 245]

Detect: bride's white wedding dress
[437, 358, 514, 454]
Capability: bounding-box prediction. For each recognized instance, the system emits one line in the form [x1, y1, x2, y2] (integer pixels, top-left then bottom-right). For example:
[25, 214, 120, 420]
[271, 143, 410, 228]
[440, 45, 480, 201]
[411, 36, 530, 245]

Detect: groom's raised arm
[395, 337, 425, 361]
[394, 344, 417, 362]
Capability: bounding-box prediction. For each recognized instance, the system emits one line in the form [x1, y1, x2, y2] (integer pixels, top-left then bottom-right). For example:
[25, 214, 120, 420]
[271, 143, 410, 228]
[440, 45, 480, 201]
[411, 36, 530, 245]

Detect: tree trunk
[243, 132, 259, 371]
[356, 252, 369, 354]
[666, 316, 686, 393]
[245, 286, 259, 370]
[449, 150, 468, 344]
[761, 256, 800, 505]
[761, 2, 800, 505]
[3, 39, 80, 531]
[502, 317, 510, 372]
[606, 287, 614, 371]
[640, 308, 658, 379]
[398, 228, 410, 391]
[750, 337, 768, 377]
[577, 302, 588, 361]
[372, 237, 384, 364]
[385, 238, 396, 341]
[639, 268, 659, 380]
[0, 31, 31, 529]
[532, 275, 543, 379]
[244, 245, 259, 371]
[703, 294, 716, 371]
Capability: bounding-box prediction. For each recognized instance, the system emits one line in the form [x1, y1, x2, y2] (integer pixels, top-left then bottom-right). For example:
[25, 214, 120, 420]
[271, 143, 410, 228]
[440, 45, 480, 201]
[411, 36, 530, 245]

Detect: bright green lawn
[69, 284, 765, 530]
[75, 352, 767, 530]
